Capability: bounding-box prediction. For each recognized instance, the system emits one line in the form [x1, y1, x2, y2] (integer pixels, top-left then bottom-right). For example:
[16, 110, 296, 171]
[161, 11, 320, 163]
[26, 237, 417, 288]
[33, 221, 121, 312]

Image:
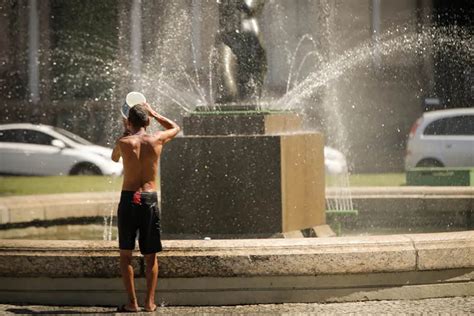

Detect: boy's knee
[120, 250, 133, 262]
[144, 253, 157, 266]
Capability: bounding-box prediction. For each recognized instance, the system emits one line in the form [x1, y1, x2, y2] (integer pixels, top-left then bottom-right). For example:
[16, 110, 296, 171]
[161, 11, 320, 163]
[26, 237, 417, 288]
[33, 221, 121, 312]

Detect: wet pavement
[1, 296, 473, 315]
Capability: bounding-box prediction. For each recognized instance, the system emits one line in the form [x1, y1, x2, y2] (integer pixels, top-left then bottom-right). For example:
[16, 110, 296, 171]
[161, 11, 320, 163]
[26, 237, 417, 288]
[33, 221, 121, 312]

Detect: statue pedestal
[183, 110, 302, 136]
[160, 112, 326, 238]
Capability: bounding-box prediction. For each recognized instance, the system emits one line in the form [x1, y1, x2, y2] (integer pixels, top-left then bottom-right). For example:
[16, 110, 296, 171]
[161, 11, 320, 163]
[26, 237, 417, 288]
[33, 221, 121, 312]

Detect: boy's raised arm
[144, 103, 180, 143]
[111, 141, 121, 162]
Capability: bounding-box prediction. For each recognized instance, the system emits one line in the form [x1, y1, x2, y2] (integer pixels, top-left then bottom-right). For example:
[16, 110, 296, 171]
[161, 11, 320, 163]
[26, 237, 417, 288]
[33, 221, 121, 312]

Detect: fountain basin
[0, 232, 473, 306]
[0, 192, 119, 225]
[327, 186, 474, 234]
[1, 187, 472, 238]
[0, 190, 472, 304]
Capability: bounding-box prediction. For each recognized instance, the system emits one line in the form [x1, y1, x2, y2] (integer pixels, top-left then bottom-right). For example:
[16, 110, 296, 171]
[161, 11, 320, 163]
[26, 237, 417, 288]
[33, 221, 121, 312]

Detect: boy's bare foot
[117, 304, 140, 313]
[144, 303, 157, 312]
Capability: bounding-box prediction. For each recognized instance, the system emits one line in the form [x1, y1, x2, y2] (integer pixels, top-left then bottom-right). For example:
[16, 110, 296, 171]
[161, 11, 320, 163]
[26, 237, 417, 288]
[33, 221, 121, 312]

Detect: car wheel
[416, 158, 444, 168]
[70, 163, 102, 175]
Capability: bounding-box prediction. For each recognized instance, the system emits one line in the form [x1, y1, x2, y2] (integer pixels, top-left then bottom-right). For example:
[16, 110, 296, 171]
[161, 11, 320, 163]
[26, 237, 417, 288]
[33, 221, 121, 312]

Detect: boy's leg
[144, 253, 158, 311]
[119, 249, 140, 311]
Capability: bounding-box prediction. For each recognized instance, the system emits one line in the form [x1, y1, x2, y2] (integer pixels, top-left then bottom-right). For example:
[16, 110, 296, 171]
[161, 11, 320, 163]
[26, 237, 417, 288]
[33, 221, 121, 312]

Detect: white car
[324, 146, 348, 175]
[0, 123, 123, 176]
[405, 108, 474, 169]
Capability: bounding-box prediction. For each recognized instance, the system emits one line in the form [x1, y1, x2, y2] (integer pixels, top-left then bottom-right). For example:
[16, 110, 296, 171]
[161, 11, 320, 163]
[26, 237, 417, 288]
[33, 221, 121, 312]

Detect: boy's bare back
[112, 103, 180, 192]
[119, 134, 163, 192]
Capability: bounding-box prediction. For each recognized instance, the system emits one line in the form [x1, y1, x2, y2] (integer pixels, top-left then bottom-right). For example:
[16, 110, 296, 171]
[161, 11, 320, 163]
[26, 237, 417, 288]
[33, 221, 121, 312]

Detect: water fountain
[159, 0, 326, 238]
[0, 0, 473, 307]
[1, 0, 472, 238]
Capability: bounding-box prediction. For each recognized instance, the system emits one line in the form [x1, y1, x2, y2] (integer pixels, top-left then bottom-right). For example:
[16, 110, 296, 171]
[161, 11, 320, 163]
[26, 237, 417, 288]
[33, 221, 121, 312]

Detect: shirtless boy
[111, 103, 180, 312]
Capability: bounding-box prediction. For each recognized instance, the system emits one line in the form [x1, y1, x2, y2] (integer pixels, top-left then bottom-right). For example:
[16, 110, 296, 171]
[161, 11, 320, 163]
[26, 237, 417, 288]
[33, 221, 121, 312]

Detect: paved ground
[1, 297, 473, 315]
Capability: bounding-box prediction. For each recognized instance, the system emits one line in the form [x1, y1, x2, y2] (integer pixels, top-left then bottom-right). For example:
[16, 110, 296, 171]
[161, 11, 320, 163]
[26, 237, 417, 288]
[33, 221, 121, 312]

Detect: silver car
[0, 123, 123, 176]
[405, 108, 474, 169]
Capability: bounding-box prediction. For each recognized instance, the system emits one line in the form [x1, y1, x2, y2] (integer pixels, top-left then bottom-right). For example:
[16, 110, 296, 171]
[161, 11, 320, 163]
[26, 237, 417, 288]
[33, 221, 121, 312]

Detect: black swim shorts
[117, 191, 162, 254]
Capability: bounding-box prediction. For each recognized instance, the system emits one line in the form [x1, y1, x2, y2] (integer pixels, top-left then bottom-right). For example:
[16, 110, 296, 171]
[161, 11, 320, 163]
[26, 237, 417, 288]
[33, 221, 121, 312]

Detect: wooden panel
[280, 133, 326, 232]
[264, 113, 302, 134]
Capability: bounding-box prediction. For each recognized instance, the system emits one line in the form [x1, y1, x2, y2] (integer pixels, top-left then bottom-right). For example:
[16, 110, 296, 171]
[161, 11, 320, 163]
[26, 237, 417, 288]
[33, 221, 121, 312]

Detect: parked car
[405, 108, 474, 169]
[324, 146, 348, 175]
[0, 123, 123, 176]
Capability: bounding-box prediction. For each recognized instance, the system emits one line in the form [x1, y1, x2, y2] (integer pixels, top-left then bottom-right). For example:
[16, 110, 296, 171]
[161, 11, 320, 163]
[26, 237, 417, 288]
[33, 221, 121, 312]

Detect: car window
[0, 129, 54, 145]
[423, 115, 474, 136]
[0, 129, 24, 142]
[423, 118, 447, 135]
[24, 130, 55, 145]
[53, 127, 92, 145]
[448, 115, 474, 135]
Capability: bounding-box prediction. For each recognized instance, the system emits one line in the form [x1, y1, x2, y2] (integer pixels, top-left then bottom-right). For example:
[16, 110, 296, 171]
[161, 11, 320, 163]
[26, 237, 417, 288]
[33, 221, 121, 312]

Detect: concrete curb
[0, 232, 472, 277]
[327, 186, 474, 197]
[0, 232, 473, 305]
[0, 192, 120, 224]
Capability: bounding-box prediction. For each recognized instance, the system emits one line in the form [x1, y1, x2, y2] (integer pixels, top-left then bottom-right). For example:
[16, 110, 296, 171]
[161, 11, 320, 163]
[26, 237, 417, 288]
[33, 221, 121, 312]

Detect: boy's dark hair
[128, 104, 149, 128]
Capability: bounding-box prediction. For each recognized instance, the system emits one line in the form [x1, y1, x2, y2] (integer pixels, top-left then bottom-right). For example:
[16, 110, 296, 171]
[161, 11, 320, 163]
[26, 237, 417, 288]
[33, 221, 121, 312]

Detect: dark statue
[214, 0, 267, 105]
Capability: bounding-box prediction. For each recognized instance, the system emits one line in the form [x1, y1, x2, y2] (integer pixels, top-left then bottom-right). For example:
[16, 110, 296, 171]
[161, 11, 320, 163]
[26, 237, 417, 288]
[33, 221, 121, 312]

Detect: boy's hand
[143, 102, 158, 117]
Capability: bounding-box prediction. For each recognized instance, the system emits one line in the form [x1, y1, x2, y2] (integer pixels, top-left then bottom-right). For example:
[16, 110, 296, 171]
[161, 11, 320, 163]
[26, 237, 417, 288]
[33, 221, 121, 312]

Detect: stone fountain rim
[1, 190, 472, 300]
[0, 231, 473, 279]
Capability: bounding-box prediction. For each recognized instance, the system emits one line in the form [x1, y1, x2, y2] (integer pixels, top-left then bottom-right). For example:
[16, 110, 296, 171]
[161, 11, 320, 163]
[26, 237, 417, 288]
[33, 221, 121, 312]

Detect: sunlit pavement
[1, 297, 473, 315]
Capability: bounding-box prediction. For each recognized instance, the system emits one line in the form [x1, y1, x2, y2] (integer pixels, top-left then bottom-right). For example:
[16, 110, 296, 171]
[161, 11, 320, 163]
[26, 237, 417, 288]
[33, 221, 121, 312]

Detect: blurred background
[0, 0, 472, 173]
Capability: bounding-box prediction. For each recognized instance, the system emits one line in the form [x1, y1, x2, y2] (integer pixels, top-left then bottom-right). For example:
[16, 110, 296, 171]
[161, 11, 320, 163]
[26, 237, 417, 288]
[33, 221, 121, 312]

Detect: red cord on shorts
[133, 191, 141, 205]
